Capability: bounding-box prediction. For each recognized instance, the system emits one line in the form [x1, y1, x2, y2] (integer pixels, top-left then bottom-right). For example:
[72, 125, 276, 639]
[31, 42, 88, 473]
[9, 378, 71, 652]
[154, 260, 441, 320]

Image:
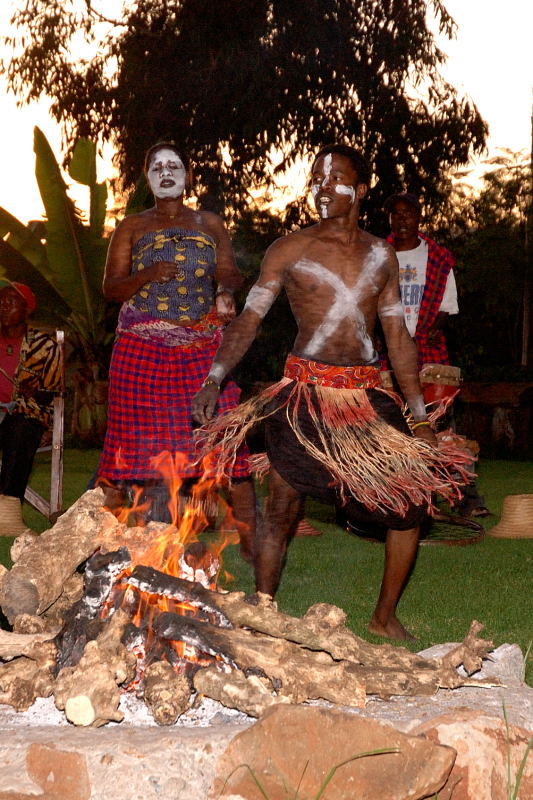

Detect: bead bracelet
[202, 378, 220, 390]
[412, 420, 431, 430]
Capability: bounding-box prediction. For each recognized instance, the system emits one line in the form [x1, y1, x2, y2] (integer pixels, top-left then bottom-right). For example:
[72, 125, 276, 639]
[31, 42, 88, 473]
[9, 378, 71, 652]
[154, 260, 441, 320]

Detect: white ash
[0, 691, 252, 728]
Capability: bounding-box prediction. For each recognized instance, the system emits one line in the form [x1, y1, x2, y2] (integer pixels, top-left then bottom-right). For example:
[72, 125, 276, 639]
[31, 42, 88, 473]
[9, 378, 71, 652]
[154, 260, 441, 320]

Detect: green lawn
[2, 451, 532, 683]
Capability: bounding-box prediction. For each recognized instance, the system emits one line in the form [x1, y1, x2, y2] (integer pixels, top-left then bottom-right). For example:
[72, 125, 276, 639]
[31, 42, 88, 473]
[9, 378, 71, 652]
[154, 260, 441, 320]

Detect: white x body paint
[294, 244, 387, 359]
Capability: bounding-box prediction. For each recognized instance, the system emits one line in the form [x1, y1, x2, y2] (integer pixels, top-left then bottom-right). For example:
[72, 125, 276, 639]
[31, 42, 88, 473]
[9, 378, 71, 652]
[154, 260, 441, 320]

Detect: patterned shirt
[11, 328, 62, 428]
[127, 228, 217, 322]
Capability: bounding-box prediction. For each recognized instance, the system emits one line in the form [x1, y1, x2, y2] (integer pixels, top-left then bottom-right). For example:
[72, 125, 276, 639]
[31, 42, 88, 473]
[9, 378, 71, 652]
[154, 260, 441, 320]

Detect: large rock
[210, 704, 456, 800]
[0, 720, 248, 800]
[413, 709, 533, 800]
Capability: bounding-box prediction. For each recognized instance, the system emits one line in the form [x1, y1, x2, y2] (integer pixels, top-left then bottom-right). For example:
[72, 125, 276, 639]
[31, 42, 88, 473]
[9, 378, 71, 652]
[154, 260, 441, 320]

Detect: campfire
[0, 456, 499, 728]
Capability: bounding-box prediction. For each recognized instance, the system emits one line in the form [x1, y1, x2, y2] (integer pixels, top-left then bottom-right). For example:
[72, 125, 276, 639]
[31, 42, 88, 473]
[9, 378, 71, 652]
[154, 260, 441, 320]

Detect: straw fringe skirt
[196, 374, 473, 520]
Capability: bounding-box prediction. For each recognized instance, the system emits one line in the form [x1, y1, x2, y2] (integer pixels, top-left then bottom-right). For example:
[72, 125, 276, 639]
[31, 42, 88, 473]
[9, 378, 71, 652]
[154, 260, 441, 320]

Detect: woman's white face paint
[147, 148, 186, 199]
[243, 281, 279, 319]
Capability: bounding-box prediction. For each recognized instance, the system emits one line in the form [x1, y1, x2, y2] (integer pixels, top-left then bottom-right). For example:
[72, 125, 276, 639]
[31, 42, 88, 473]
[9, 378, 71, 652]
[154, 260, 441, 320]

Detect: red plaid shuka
[97, 330, 250, 482]
[387, 232, 455, 366]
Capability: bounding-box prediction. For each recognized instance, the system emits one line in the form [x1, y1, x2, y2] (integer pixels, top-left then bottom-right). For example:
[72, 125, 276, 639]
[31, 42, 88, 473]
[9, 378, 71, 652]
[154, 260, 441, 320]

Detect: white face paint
[243, 281, 280, 319]
[147, 148, 187, 199]
[323, 153, 332, 179]
[335, 183, 356, 203]
[311, 152, 356, 214]
[293, 256, 384, 360]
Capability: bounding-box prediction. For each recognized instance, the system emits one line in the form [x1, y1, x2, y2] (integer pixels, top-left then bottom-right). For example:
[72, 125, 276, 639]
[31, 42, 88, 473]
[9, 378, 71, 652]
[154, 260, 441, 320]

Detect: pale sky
[0, 0, 531, 224]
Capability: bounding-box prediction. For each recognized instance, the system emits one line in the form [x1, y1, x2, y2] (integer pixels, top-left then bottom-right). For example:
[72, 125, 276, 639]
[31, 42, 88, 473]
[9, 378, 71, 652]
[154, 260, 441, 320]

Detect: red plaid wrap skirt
[97, 331, 250, 481]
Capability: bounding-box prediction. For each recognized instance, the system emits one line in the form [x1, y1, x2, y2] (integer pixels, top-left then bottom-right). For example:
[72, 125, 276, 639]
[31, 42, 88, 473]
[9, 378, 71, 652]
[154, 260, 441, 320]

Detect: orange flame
[101, 450, 250, 673]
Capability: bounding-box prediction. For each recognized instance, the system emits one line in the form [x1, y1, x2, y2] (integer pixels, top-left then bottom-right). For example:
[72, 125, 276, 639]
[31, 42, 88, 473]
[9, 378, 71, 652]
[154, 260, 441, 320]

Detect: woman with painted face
[97, 143, 256, 559]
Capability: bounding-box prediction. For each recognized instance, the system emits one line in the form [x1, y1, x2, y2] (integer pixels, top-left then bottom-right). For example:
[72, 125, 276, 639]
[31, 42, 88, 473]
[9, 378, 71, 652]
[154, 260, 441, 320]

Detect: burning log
[155, 612, 367, 707]
[0, 489, 124, 623]
[127, 565, 232, 627]
[194, 664, 291, 718]
[130, 567, 496, 695]
[127, 569, 435, 670]
[143, 661, 190, 725]
[54, 609, 136, 727]
[54, 547, 133, 673]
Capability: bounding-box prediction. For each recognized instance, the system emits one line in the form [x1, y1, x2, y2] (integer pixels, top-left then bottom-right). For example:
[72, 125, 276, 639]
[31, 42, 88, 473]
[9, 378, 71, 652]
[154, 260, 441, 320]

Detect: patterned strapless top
[127, 228, 216, 322]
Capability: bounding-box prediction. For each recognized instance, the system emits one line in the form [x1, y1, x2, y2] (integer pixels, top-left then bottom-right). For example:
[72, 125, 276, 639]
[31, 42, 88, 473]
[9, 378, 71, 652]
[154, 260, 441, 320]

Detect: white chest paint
[294, 244, 387, 359]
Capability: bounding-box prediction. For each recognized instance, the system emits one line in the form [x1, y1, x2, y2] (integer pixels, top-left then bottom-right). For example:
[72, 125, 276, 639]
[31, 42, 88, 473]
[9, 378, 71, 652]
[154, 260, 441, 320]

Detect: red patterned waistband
[283, 353, 382, 389]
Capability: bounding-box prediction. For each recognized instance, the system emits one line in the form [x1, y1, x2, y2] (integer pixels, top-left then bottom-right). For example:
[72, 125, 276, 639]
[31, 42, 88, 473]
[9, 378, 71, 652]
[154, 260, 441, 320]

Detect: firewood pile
[0, 489, 499, 728]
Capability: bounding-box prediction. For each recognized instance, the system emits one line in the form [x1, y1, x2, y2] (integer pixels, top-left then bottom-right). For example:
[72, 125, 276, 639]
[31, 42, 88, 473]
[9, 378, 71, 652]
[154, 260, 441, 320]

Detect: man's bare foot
[368, 614, 417, 641]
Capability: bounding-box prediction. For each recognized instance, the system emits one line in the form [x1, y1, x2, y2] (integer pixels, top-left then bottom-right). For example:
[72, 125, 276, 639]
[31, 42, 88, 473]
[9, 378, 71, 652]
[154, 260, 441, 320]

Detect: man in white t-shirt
[384, 192, 489, 518]
[385, 192, 458, 365]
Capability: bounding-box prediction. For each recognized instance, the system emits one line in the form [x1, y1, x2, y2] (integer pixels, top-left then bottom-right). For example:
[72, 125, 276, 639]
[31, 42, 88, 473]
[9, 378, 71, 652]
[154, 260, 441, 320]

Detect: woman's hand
[149, 260, 179, 283]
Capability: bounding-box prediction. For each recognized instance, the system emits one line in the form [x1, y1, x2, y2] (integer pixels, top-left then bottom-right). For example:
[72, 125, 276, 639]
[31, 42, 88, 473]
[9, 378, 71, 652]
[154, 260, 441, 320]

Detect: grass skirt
[196, 357, 473, 519]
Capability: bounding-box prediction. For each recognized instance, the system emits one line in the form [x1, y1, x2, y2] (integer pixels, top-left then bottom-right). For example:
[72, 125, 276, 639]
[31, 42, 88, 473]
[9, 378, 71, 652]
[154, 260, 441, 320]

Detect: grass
[2, 451, 532, 684]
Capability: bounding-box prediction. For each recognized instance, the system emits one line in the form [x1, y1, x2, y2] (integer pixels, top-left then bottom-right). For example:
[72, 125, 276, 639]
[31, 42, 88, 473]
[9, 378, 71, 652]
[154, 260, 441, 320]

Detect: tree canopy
[442, 150, 532, 377]
[3, 0, 487, 221]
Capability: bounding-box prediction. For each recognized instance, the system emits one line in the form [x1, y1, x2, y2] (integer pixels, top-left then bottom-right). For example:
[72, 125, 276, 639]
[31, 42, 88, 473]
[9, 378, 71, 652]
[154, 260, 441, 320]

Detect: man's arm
[192, 238, 287, 424]
[426, 268, 458, 342]
[378, 248, 436, 443]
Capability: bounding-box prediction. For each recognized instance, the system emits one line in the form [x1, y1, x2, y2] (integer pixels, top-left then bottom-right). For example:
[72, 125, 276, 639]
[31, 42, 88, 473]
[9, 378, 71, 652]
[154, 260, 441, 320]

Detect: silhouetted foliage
[2, 0, 487, 224]
[441, 151, 532, 378]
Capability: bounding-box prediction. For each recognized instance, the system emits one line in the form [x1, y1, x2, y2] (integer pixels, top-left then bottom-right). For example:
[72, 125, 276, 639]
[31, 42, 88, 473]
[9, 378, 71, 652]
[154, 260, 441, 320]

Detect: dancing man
[193, 144, 469, 639]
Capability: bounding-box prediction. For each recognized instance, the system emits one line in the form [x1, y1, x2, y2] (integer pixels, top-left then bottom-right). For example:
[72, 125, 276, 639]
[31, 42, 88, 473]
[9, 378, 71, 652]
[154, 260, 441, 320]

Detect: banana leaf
[0, 237, 69, 321]
[68, 138, 108, 240]
[125, 173, 152, 216]
[0, 207, 48, 272]
[33, 126, 97, 332]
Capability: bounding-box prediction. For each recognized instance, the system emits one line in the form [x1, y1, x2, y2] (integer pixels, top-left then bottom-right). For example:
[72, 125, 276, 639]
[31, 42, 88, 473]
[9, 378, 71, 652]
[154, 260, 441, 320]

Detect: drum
[419, 364, 461, 405]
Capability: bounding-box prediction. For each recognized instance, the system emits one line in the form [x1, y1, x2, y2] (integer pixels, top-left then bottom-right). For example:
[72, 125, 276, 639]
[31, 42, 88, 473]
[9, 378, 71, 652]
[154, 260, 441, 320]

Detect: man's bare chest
[286, 247, 388, 298]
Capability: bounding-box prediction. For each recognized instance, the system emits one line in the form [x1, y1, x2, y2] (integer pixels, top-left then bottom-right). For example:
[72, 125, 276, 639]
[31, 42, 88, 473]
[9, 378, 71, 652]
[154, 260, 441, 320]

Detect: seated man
[0, 282, 61, 536]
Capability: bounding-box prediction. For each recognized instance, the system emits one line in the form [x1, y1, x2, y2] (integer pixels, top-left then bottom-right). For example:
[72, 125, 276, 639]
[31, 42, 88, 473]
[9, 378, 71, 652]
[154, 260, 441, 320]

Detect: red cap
[10, 282, 37, 315]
